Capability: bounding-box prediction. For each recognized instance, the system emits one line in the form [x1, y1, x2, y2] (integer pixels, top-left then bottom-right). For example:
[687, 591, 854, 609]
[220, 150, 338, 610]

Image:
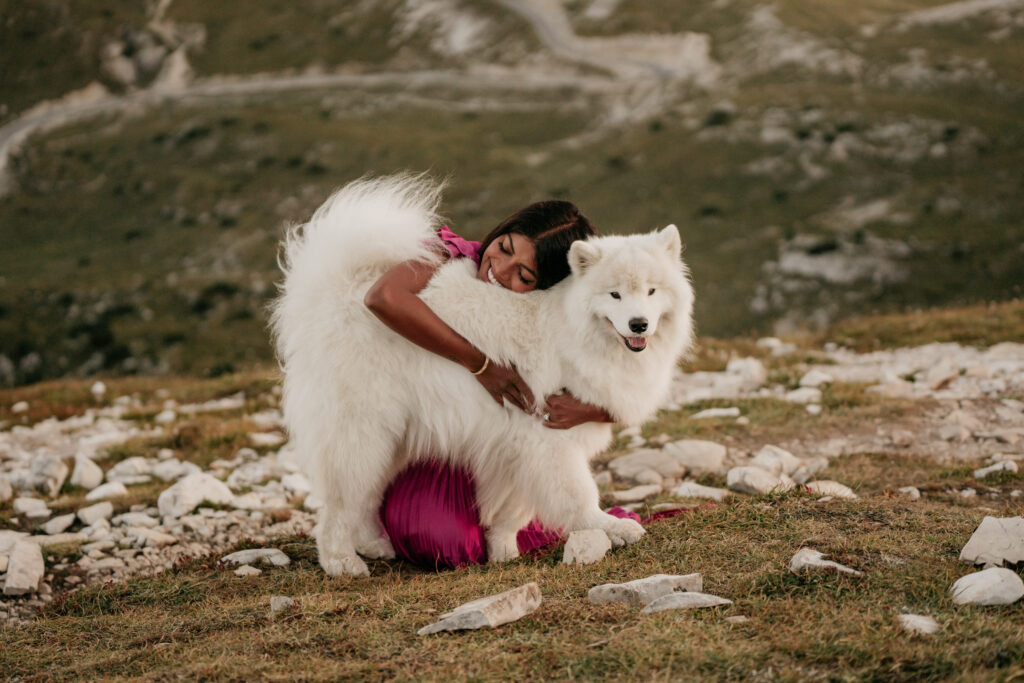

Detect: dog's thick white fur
[270, 174, 695, 576]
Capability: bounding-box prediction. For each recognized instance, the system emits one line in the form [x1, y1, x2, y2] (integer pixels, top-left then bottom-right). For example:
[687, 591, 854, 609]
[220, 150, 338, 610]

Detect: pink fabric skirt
[379, 460, 691, 570]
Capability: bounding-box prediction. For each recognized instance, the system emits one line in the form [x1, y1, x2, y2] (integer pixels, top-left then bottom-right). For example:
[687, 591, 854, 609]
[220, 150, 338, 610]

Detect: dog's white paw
[487, 533, 521, 563]
[356, 535, 396, 560]
[601, 517, 646, 547]
[321, 553, 370, 577]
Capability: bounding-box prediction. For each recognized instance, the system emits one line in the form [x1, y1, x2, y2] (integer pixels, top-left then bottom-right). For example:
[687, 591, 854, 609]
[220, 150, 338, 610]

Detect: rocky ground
[2, 320, 1022, 628]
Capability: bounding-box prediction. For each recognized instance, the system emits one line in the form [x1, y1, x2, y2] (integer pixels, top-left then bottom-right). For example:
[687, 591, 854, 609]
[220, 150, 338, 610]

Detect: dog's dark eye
[648, 288, 656, 295]
[610, 292, 620, 300]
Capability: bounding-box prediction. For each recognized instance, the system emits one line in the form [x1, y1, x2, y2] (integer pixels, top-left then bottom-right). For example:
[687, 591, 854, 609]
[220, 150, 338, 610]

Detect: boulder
[588, 573, 702, 606]
[157, 473, 234, 517]
[664, 440, 727, 475]
[562, 529, 612, 565]
[959, 516, 1024, 568]
[418, 583, 542, 635]
[949, 567, 1024, 606]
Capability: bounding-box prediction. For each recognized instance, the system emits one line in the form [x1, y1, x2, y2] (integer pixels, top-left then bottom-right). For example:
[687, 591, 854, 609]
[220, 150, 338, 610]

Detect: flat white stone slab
[157, 472, 234, 517]
[85, 481, 129, 501]
[641, 591, 732, 613]
[78, 501, 114, 526]
[221, 548, 291, 567]
[691, 407, 740, 419]
[27, 532, 87, 547]
[3, 541, 44, 596]
[974, 461, 1019, 479]
[663, 440, 727, 475]
[418, 583, 542, 635]
[589, 573, 703, 606]
[674, 481, 729, 502]
[806, 481, 858, 499]
[608, 450, 684, 481]
[42, 513, 76, 535]
[960, 516, 1024, 568]
[750, 445, 803, 476]
[727, 467, 792, 495]
[13, 497, 50, 519]
[609, 484, 662, 503]
[897, 614, 940, 635]
[234, 564, 262, 577]
[789, 548, 863, 576]
[950, 567, 1024, 606]
[563, 529, 612, 565]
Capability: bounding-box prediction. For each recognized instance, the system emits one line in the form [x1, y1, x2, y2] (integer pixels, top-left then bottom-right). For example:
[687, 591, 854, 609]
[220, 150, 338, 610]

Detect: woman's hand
[474, 359, 536, 413]
[542, 390, 614, 429]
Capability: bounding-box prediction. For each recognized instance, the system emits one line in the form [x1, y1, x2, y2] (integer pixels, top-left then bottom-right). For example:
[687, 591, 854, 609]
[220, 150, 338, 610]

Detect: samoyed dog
[271, 175, 695, 576]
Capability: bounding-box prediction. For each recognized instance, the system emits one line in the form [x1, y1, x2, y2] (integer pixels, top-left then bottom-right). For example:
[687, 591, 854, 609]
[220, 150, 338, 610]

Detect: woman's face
[477, 232, 538, 293]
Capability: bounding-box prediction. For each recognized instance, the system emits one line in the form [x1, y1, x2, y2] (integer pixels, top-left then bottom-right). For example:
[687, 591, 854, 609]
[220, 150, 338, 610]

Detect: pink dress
[378, 227, 690, 569]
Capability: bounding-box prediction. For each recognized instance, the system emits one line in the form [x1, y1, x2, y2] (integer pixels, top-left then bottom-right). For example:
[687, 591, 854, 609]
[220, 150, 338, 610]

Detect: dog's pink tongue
[627, 336, 647, 350]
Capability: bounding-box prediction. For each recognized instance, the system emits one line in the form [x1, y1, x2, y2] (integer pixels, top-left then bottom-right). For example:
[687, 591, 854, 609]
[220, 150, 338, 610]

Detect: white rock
[674, 481, 729, 502]
[16, 455, 69, 498]
[418, 583, 542, 635]
[726, 358, 767, 390]
[3, 541, 44, 596]
[562, 529, 612, 565]
[664, 440, 727, 475]
[949, 567, 1024, 606]
[608, 450, 684, 482]
[898, 486, 922, 500]
[806, 404, 822, 416]
[0, 475, 11, 502]
[891, 430, 915, 448]
[42, 513, 76, 535]
[618, 426, 642, 439]
[959, 516, 1024, 568]
[250, 432, 286, 448]
[791, 457, 829, 485]
[691, 407, 741, 419]
[151, 459, 190, 482]
[154, 409, 177, 424]
[593, 471, 612, 486]
[106, 456, 153, 483]
[789, 548, 863, 576]
[727, 467, 791, 495]
[27, 532, 87, 547]
[784, 387, 823, 404]
[799, 369, 834, 388]
[725, 615, 749, 624]
[897, 614, 940, 635]
[112, 512, 158, 528]
[125, 526, 178, 548]
[234, 564, 262, 577]
[70, 456, 104, 490]
[77, 501, 114, 526]
[608, 484, 662, 503]
[13, 497, 50, 519]
[85, 481, 129, 501]
[157, 473, 234, 517]
[12, 400, 28, 413]
[0, 555, 7, 572]
[269, 595, 295, 615]
[641, 592, 732, 612]
[750, 445, 803, 476]
[974, 461, 1019, 479]
[221, 548, 291, 567]
[806, 481, 857, 500]
[281, 472, 312, 495]
[588, 573, 703, 606]
[90, 381, 106, 399]
[0, 530, 28, 555]
[937, 424, 971, 442]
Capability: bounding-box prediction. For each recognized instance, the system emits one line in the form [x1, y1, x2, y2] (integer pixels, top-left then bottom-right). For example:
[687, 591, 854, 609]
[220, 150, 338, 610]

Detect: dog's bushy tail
[269, 172, 446, 364]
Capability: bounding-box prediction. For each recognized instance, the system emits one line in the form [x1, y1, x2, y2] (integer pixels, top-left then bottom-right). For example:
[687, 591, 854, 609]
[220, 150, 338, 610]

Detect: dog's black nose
[629, 317, 648, 333]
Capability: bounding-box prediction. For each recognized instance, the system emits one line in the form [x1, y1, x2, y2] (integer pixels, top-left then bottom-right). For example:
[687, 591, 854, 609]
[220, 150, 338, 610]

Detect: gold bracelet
[471, 356, 490, 376]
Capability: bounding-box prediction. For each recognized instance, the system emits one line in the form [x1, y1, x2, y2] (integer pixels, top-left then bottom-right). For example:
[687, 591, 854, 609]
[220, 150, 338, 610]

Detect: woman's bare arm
[542, 391, 615, 429]
[364, 259, 536, 412]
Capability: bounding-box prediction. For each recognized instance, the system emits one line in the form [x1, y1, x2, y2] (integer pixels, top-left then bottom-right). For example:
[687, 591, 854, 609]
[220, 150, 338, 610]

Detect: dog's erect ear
[569, 240, 602, 275]
[658, 224, 683, 260]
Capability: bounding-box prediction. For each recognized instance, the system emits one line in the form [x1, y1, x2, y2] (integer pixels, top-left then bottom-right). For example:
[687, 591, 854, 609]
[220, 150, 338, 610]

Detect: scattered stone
[154, 409, 177, 424]
[949, 567, 1024, 606]
[791, 457, 828, 485]
[90, 381, 106, 400]
[789, 548, 863, 576]
[664, 440, 727, 475]
[891, 430, 915, 448]
[82, 481, 129, 503]
[15, 456, 69, 498]
[27, 532, 86, 547]
[608, 484, 662, 503]
[937, 424, 971, 442]
[157, 473, 234, 517]
[269, 595, 295, 616]
[77, 501, 114, 526]
[250, 432, 286, 448]
[960, 488, 977, 499]
[806, 481, 857, 499]
[3, 541, 44, 596]
[12, 400, 29, 413]
[112, 512, 158, 528]
[418, 583, 542, 635]
[125, 526, 178, 548]
[70, 456, 104, 490]
[588, 573, 702, 606]
[691, 407, 741, 419]
[42, 514, 76, 535]
[562, 529, 612, 565]
[806, 404, 823, 415]
[234, 564, 262, 577]
[973, 461, 1019, 479]
[13, 497, 50, 520]
[799, 370, 834, 388]
[784, 387, 823, 404]
[281, 472, 312, 495]
[898, 486, 922, 500]
[608, 450, 684, 482]
[641, 592, 732, 613]
[725, 358, 767, 391]
[959, 516, 1024, 568]
[725, 615, 749, 624]
[750, 445, 802, 476]
[221, 548, 291, 567]
[675, 481, 729, 502]
[727, 467, 792, 495]
[897, 614, 940, 635]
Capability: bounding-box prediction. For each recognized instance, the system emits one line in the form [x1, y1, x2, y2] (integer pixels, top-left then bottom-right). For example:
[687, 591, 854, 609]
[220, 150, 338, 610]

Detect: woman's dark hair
[479, 200, 598, 290]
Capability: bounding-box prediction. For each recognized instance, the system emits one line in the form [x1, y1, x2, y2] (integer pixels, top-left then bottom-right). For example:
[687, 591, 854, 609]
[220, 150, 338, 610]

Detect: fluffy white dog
[271, 175, 695, 576]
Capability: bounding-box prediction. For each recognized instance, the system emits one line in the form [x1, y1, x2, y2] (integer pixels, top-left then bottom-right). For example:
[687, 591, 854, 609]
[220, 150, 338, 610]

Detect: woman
[364, 200, 614, 568]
